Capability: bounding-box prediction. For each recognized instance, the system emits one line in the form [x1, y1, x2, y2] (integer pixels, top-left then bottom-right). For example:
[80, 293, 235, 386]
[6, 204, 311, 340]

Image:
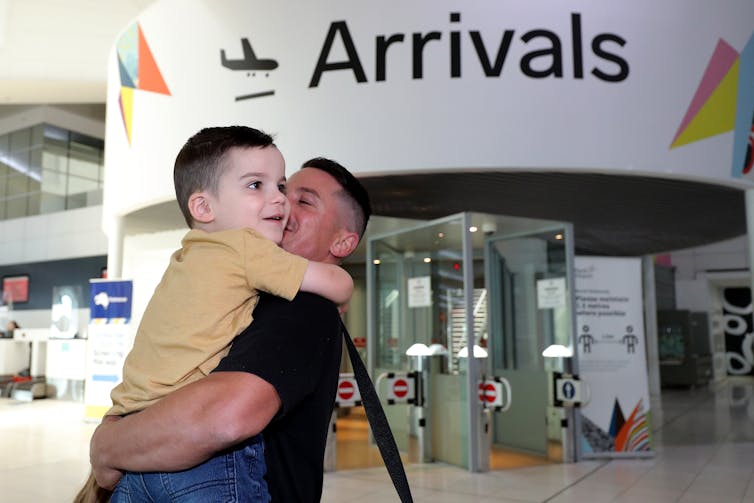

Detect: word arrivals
[310, 12, 629, 87]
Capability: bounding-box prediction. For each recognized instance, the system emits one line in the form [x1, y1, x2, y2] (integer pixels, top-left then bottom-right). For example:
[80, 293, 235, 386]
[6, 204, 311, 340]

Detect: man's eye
[299, 199, 311, 206]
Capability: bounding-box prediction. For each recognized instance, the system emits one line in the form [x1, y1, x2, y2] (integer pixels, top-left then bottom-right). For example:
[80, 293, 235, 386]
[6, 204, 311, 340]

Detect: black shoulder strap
[342, 324, 414, 503]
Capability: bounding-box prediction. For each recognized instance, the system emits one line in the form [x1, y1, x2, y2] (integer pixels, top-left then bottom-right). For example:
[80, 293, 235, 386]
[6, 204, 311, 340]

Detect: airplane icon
[221, 38, 278, 73]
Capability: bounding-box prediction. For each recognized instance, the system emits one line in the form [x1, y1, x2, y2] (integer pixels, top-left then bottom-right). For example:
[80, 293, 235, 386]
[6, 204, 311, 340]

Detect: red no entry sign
[476, 378, 510, 409]
[338, 380, 355, 401]
[393, 378, 409, 398]
[478, 382, 497, 403]
[385, 375, 415, 402]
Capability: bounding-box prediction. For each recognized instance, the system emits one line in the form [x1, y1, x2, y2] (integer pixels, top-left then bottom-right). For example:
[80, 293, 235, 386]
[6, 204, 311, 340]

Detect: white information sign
[537, 277, 567, 309]
[574, 256, 653, 457]
[407, 276, 432, 308]
[84, 323, 134, 421]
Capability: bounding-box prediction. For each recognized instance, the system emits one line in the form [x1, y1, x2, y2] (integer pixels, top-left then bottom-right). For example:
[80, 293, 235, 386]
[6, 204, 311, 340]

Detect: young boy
[75, 126, 352, 502]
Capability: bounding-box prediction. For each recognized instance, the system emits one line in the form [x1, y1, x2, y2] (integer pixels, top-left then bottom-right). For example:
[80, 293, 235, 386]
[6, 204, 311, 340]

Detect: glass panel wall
[0, 124, 104, 221]
[368, 212, 575, 472]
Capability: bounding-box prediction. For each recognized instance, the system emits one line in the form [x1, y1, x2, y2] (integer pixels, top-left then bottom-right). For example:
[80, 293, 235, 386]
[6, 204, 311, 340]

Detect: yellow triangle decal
[120, 86, 135, 144]
[671, 60, 739, 148]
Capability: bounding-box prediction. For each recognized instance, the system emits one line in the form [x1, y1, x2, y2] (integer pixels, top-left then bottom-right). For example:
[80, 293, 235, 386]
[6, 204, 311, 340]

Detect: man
[90, 158, 371, 502]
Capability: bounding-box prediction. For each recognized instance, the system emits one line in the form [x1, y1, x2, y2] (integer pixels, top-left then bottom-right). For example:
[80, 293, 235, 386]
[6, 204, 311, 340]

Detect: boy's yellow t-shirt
[108, 227, 309, 416]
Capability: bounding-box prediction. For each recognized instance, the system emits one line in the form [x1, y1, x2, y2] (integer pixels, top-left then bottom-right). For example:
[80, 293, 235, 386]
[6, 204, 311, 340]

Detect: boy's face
[204, 146, 289, 243]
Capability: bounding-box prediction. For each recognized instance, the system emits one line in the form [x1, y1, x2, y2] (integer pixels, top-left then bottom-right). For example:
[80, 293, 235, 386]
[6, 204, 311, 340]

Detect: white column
[642, 256, 661, 400]
[106, 215, 125, 278]
[746, 190, 754, 296]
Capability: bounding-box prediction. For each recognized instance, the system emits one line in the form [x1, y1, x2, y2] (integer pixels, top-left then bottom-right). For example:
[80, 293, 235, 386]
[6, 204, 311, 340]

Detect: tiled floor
[1, 378, 753, 502]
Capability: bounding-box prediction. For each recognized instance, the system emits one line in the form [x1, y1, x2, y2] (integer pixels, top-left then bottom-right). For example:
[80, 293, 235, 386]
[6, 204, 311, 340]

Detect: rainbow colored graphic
[580, 398, 652, 454]
[614, 399, 651, 452]
[670, 32, 754, 178]
[116, 23, 171, 144]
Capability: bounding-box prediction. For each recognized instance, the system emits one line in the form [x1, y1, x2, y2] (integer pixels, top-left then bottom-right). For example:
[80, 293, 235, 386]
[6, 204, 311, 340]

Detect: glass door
[485, 224, 575, 464]
[368, 214, 472, 466]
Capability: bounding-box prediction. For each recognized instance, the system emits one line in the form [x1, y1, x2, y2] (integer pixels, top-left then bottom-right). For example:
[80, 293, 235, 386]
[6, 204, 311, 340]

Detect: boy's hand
[338, 302, 349, 315]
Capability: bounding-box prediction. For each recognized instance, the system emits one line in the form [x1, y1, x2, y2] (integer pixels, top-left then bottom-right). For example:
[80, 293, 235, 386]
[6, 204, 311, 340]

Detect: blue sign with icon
[89, 280, 133, 321]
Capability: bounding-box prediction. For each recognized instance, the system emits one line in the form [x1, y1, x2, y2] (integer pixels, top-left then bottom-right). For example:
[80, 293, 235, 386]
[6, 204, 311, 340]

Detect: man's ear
[188, 192, 215, 224]
[330, 231, 359, 259]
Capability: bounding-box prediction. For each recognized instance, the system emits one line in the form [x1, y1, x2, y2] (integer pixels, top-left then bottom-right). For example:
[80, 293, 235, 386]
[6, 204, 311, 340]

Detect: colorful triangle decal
[137, 25, 171, 95]
[671, 39, 739, 148]
[117, 23, 139, 88]
[732, 32, 754, 177]
[115, 22, 171, 145]
[118, 55, 135, 89]
[119, 87, 135, 145]
[672, 60, 738, 148]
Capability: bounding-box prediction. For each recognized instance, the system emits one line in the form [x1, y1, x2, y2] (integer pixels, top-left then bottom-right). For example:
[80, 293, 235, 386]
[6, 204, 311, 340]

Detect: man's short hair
[174, 126, 275, 227]
[301, 157, 372, 238]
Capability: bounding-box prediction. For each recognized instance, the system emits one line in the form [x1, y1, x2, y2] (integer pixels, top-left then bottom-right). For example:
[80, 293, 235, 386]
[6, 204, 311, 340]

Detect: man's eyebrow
[296, 187, 321, 199]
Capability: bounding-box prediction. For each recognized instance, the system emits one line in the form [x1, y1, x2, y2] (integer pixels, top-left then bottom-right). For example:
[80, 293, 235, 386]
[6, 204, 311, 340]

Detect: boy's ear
[188, 192, 215, 224]
[330, 231, 359, 259]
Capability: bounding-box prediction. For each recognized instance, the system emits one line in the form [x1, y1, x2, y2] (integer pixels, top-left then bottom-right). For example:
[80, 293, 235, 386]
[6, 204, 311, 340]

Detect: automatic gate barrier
[376, 370, 430, 460]
[324, 373, 362, 471]
[477, 376, 512, 471]
[550, 372, 590, 464]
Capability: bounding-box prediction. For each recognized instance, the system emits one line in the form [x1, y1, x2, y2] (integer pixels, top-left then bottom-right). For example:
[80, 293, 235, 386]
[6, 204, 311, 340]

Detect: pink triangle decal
[671, 39, 739, 146]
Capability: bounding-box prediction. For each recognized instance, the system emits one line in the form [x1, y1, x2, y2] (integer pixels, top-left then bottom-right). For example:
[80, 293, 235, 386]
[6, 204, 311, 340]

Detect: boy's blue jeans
[110, 435, 270, 503]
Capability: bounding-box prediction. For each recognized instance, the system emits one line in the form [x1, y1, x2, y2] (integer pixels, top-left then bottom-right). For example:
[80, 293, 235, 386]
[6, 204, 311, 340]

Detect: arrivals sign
[574, 257, 653, 457]
[104, 0, 754, 227]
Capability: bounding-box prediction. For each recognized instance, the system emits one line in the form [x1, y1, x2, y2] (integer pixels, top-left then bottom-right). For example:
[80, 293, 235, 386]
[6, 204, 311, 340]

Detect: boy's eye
[277, 183, 287, 194]
[248, 181, 261, 189]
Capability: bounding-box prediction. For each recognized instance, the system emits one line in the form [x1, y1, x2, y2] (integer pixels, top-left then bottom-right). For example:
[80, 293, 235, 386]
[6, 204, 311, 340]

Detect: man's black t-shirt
[213, 292, 342, 502]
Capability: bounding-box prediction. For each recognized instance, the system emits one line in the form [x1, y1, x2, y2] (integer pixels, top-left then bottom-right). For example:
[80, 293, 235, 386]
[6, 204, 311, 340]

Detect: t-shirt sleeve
[213, 293, 341, 416]
[241, 229, 309, 301]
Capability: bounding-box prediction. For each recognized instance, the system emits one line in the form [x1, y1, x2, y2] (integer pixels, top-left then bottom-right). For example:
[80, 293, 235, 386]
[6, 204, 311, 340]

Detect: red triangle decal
[137, 25, 171, 95]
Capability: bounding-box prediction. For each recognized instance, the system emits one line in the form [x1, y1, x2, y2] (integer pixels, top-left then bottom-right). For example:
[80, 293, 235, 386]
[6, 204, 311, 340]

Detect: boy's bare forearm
[300, 262, 354, 304]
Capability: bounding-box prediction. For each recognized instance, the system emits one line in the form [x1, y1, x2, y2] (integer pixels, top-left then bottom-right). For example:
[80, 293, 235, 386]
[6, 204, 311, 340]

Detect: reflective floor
[1, 378, 753, 502]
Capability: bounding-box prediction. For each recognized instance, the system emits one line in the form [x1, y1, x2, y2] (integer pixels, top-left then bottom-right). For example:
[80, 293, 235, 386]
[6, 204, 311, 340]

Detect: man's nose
[285, 207, 298, 231]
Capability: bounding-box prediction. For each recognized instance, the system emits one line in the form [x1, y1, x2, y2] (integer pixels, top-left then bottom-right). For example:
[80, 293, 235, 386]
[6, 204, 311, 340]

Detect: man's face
[204, 146, 289, 243]
[282, 167, 345, 263]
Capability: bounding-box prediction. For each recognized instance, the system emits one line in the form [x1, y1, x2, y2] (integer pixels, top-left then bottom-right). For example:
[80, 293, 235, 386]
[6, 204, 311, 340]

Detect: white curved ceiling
[0, 0, 157, 103]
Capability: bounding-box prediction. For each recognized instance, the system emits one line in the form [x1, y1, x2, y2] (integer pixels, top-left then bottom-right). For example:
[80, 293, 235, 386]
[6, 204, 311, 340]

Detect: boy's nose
[270, 190, 286, 204]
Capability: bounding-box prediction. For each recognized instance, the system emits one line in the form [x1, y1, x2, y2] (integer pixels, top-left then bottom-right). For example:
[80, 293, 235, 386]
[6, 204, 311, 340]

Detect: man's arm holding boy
[92, 370, 277, 488]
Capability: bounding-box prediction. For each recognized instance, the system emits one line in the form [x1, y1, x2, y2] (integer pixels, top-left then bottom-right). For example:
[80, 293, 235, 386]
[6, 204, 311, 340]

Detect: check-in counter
[13, 329, 49, 377]
[46, 338, 87, 400]
[0, 338, 29, 374]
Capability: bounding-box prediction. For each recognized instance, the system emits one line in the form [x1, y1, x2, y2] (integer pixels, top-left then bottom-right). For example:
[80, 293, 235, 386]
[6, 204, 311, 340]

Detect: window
[0, 124, 104, 221]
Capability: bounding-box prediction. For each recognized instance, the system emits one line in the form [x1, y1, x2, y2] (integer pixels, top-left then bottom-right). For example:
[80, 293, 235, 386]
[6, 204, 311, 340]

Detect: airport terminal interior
[2, 1, 754, 502]
[1, 379, 753, 502]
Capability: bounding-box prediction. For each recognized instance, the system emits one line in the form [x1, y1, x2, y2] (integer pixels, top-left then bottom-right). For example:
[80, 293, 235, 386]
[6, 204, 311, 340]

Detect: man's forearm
[91, 372, 281, 473]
